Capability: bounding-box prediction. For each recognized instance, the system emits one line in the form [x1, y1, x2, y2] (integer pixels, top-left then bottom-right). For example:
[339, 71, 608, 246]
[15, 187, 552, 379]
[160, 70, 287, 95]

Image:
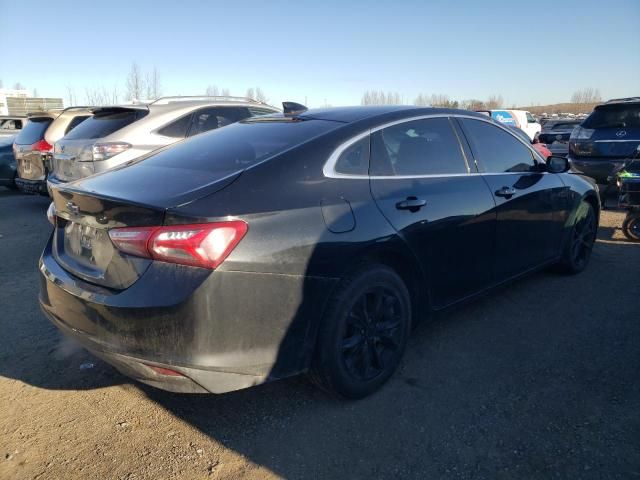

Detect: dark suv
[569, 98, 640, 183]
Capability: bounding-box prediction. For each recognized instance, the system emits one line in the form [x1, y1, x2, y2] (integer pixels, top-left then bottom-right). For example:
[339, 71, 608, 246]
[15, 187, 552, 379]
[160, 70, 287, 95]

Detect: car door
[457, 117, 567, 281]
[368, 116, 497, 308]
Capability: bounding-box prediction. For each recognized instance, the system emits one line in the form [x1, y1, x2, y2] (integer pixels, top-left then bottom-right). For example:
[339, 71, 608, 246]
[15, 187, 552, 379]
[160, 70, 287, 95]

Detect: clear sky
[1, 0, 639, 108]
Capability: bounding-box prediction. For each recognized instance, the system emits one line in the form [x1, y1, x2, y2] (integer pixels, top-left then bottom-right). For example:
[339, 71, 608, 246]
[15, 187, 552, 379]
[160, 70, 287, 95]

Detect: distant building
[0, 89, 64, 115]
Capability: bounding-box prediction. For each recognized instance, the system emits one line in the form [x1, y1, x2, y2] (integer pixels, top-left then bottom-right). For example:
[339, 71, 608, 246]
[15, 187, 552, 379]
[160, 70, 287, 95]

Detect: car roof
[604, 97, 640, 105]
[271, 105, 489, 124]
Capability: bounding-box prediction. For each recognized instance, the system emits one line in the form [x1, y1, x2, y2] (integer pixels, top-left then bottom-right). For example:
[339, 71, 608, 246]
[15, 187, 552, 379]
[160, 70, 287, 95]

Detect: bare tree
[145, 67, 162, 100]
[460, 99, 486, 111]
[0, 79, 3, 88]
[84, 85, 119, 106]
[221, 88, 230, 96]
[205, 85, 220, 96]
[414, 93, 430, 106]
[485, 94, 504, 109]
[245, 87, 255, 100]
[125, 62, 145, 101]
[571, 87, 602, 104]
[66, 85, 77, 106]
[33, 88, 39, 97]
[13, 82, 25, 90]
[361, 90, 402, 105]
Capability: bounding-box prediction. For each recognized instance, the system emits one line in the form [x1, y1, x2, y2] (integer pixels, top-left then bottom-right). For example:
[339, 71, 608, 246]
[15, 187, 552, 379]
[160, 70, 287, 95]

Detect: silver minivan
[48, 97, 279, 187]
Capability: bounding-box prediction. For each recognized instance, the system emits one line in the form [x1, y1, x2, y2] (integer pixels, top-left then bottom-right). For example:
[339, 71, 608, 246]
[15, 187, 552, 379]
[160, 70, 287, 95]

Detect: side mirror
[547, 155, 570, 173]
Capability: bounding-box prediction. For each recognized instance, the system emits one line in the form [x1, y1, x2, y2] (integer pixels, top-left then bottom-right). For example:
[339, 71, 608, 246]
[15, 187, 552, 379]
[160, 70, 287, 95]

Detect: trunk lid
[51, 138, 95, 181]
[14, 116, 54, 181]
[571, 127, 640, 158]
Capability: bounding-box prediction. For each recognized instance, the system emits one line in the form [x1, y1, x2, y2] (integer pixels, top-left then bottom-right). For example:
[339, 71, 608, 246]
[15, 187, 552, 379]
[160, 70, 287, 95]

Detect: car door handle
[396, 196, 427, 212]
[495, 187, 516, 198]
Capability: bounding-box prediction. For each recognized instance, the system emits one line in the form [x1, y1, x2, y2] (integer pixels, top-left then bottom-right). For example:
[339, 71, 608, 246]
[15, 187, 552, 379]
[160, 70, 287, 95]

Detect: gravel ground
[0, 187, 639, 480]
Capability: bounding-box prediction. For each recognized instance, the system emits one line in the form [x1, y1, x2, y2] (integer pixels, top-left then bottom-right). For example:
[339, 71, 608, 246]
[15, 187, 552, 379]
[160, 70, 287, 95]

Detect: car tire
[309, 264, 411, 399]
[557, 200, 597, 274]
[622, 212, 640, 242]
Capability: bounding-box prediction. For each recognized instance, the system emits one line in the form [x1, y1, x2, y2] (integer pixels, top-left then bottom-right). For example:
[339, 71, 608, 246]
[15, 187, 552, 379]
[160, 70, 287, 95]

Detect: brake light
[108, 221, 248, 269]
[92, 142, 131, 161]
[32, 139, 53, 152]
[570, 126, 595, 140]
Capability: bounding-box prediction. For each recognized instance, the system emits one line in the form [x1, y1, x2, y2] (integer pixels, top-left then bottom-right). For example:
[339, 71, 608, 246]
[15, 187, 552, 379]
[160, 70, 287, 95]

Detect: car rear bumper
[568, 156, 627, 183]
[38, 236, 337, 394]
[15, 177, 48, 195]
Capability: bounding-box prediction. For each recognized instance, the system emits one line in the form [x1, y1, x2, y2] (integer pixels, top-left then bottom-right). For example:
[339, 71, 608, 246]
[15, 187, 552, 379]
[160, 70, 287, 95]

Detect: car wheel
[558, 200, 597, 274]
[622, 212, 640, 242]
[310, 264, 411, 399]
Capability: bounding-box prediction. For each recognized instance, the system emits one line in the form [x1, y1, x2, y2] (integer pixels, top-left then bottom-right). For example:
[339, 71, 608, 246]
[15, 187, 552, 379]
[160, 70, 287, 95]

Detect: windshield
[583, 104, 640, 129]
[135, 118, 341, 175]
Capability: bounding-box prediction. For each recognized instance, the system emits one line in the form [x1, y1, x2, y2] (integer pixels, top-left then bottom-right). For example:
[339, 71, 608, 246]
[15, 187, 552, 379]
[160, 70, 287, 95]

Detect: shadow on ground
[1, 186, 639, 478]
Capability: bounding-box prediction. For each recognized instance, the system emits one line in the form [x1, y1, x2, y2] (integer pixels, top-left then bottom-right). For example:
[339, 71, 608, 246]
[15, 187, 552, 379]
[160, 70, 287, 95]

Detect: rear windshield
[552, 122, 580, 130]
[14, 117, 53, 145]
[63, 109, 147, 140]
[583, 104, 640, 129]
[136, 118, 340, 174]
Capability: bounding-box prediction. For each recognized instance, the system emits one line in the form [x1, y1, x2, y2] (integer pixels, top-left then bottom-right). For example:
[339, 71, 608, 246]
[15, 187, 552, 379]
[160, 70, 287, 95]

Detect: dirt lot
[0, 188, 639, 480]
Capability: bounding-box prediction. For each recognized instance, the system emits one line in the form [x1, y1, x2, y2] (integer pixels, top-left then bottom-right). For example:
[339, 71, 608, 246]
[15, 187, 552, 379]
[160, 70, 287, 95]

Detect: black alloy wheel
[310, 264, 411, 399]
[342, 287, 403, 382]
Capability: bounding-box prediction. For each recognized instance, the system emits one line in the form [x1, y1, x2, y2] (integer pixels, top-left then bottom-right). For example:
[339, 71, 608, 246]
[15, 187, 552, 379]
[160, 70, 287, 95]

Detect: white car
[477, 109, 541, 140]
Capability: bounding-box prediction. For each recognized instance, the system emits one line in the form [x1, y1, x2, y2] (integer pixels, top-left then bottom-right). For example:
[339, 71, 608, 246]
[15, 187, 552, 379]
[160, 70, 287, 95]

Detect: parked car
[0, 116, 26, 136]
[14, 108, 92, 194]
[0, 134, 18, 189]
[538, 119, 582, 158]
[508, 125, 552, 158]
[48, 96, 279, 189]
[40, 105, 599, 399]
[477, 109, 541, 140]
[569, 97, 640, 183]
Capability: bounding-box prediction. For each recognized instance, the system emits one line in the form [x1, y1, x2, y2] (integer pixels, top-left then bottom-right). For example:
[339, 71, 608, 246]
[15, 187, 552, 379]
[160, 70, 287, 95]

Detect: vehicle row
[10, 96, 279, 194]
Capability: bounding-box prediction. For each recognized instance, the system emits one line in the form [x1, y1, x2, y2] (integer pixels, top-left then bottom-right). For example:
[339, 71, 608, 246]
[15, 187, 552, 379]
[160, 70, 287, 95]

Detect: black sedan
[40, 105, 600, 399]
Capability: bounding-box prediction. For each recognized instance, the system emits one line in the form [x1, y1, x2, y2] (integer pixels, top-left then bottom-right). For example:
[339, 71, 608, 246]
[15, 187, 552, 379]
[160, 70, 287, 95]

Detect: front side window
[370, 117, 468, 176]
[460, 119, 536, 173]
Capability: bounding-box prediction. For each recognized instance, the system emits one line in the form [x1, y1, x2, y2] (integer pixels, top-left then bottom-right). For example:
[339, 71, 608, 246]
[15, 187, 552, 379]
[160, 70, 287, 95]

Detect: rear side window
[64, 115, 90, 135]
[137, 119, 339, 175]
[63, 109, 146, 140]
[0, 119, 23, 130]
[370, 117, 468, 176]
[157, 114, 192, 138]
[335, 136, 369, 175]
[15, 117, 53, 144]
[460, 119, 536, 173]
[187, 107, 251, 137]
[249, 107, 277, 117]
[582, 104, 640, 129]
[526, 112, 537, 123]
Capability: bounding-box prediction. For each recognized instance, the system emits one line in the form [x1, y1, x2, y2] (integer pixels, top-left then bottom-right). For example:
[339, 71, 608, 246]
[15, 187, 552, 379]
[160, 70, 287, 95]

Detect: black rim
[571, 204, 596, 267]
[341, 287, 403, 382]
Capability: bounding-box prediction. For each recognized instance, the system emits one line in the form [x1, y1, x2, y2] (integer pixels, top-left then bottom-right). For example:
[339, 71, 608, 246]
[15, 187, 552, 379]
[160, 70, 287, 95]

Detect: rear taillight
[92, 142, 131, 161]
[570, 126, 595, 140]
[108, 221, 248, 269]
[32, 139, 53, 152]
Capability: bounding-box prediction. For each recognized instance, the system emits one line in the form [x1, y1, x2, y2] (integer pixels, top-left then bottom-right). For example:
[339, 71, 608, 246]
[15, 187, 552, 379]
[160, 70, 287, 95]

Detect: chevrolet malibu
[40, 105, 599, 399]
